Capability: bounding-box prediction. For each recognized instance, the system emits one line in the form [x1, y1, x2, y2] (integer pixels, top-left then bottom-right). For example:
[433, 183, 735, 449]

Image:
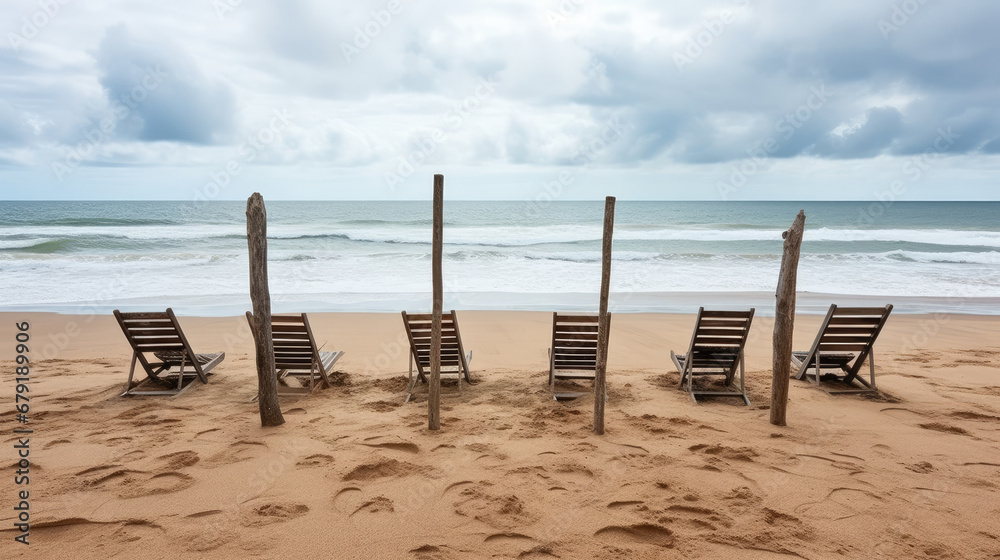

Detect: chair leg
[404, 352, 416, 404]
[686, 362, 697, 404]
[868, 349, 877, 390]
[740, 353, 750, 406]
[123, 352, 139, 395]
[548, 348, 554, 388]
[176, 354, 186, 392]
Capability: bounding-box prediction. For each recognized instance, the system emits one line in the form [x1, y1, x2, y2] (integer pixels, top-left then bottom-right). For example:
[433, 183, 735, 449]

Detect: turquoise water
[1, 201, 998, 314]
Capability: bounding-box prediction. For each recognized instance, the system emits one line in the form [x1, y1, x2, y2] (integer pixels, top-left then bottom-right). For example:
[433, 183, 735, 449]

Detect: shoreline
[3, 291, 999, 317]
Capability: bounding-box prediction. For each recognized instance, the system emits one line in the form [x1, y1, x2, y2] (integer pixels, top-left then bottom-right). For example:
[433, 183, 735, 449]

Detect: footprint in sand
[607, 500, 644, 509]
[361, 441, 420, 454]
[409, 544, 456, 558]
[81, 467, 195, 498]
[795, 487, 880, 521]
[333, 487, 364, 514]
[689, 443, 758, 462]
[297, 454, 334, 467]
[442, 480, 474, 496]
[350, 496, 395, 516]
[241, 502, 309, 527]
[594, 524, 675, 548]
[110, 520, 165, 544]
[44, 439, 73, 450]
[156, 450, 199, 469]
[342, 458, 424, 481]
[204, 440, 266, 466]
[918, 423, 971, 436]
[120, 472, 195, 498]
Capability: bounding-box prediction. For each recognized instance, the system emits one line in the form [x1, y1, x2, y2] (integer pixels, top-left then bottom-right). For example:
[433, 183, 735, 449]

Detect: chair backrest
[244, 313, 321, 371]
[271, 314, 320, 371]
[802, 304, 893, 374]
[114, 308, 206, 380]
[682, 308, 755, 374]
[550, 313, 609, 371]
[401, 310, 469, 376]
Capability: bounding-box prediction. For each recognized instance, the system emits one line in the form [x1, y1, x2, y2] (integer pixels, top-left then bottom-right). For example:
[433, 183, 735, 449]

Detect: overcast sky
[1, 0, 998, 200]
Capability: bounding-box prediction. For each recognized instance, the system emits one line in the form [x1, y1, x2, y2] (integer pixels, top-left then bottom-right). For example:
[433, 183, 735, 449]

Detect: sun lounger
[245, 312, 345, 396]
[670, 308, 754, 406]
[791, 304, 892, 394]
[401, 310, 472, 403]
[114, 308, 225, 396]
[548, 313, 609, 400]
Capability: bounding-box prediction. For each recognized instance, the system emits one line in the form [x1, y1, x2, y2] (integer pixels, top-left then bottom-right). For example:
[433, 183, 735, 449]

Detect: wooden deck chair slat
[792, 304, 892, 394]
[699, 310, 752, 318]
[125, 328, 185, 337]
[697, 319, 750, 328]
[671, 308, 754, 406]
[827, 316, 883, 325]
[553, 315, 600, 323]
[115, 308, 224, 397]
[245, 312, 344, 398]
[548, 312, 609, 399]
[692, 336, 746, 345]
[130, 336, 185, 345]
[402, 310, 473, 403]
[121, 320, 177, 328]
[831, 307, 890, 315]
[118, 311, 176, 320]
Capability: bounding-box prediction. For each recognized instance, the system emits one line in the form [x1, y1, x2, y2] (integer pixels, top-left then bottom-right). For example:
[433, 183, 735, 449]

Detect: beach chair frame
[401, 310, 473, 403]
[245, 312, 345, 397]
[791, 304, 893, 395]
[548, 313, 609, 401]
[670, 308, 755, 406]
[114, 308, 225, 397]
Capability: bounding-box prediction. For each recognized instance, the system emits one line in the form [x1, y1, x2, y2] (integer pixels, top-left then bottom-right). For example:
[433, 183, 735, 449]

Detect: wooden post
[594, 196, 616, 435]
[246, 193, 284, 427]
[770, 210, 805, 426]
[428, 175, 444, 431]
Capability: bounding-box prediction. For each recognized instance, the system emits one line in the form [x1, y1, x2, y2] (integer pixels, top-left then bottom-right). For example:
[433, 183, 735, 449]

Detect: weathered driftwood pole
[247, 193, 284, 427]
[428, 174, 444, 431]
[594, 196, 616, 435]
[770, 210, 805, 426]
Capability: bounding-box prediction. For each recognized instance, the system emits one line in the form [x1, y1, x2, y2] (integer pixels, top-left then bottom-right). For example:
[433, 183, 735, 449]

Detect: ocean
[1, 201, 998, 315]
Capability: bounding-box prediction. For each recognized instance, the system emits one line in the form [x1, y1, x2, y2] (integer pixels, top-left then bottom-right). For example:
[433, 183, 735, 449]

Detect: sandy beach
[2, 310, 999, 559]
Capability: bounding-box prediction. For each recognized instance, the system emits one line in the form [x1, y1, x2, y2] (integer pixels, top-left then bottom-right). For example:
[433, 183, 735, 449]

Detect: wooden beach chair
[401, 310, 472, 403]
[114, 308, 225, 396]
[548, 313, 610, 401]
[791, 304, 893, 394]
[245, 312, 345, 396]
[670, 308, 755, 406]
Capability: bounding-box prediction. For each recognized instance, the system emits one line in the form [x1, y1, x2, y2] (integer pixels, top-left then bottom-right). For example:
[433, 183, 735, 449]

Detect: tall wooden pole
[594, 196, 615, 435]
[770, 210, 805, 426]
[246, 193, 284, 427]
[428, 175, 444, 431]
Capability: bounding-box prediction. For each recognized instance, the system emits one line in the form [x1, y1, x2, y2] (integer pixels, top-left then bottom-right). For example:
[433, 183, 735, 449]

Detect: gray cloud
[94, 24, 236, 144]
